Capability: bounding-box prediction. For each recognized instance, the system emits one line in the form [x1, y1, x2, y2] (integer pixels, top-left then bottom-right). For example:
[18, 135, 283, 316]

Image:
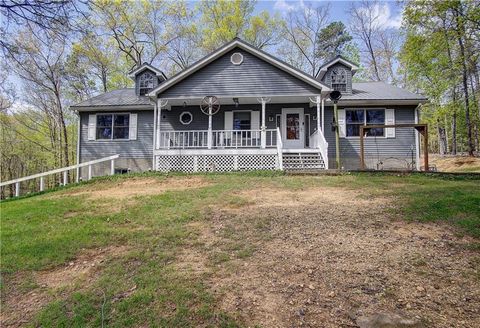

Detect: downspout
[76, 110, 81, 182]
[414, 104, 421, 171]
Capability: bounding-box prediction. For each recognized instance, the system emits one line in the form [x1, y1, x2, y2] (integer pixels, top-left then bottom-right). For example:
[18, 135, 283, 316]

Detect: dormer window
[331, 67, 347, 92]
[139, 72, 155, 96]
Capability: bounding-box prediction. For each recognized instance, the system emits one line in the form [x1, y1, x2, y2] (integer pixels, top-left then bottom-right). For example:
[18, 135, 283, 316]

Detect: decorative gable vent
[230, 52, 244, 65]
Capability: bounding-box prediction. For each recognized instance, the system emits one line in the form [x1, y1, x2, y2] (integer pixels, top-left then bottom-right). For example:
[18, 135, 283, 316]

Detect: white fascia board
[128, 64, 166, 79]
[317, 58, 360, 79]
[323, 99, 428, 106]
[73, 105, 154, 112]
[148, 39, 331, 97]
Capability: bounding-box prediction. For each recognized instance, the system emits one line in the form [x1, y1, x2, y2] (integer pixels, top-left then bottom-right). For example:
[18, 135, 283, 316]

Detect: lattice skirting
[155, 154, 279, 172]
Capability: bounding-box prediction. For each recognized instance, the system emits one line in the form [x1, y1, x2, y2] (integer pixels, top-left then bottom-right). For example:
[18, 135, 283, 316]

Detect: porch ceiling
[161, 95, 321, 107]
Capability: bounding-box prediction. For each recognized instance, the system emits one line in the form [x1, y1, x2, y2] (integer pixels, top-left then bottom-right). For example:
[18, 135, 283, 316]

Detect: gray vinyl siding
[324, 106, 417, 169]
[79, 110, 154, 162]
[321, 63, 352, 95]
[160, 48, 321, 98]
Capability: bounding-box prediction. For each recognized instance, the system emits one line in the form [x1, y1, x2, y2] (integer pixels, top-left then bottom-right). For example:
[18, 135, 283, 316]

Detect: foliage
[315, 21, 353, 61]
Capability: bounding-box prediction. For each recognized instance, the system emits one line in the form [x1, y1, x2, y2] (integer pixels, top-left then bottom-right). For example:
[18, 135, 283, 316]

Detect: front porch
[152, 95, 330, 172]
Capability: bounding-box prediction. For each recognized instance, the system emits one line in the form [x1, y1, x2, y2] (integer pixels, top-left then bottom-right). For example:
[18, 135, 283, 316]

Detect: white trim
[179, 111, 193, 125]
[325, 99, 428, 106]
[281, 107, 305, 148]
[76, 112, 81, 182]
[74, 105, 153, 112]
[128, 63, 166, 80]
[317, 57, 360, 79]
[154, 148, 277, 156]
[230, 52, 244, 65]
[148, 39, 331, 96]
[93, 112, 132, 141]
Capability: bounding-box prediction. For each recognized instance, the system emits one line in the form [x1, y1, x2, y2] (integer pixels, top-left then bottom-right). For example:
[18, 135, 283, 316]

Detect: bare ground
[428, 154, 480, 172]
[182, 186, 480, 327]
[55, 176, 210, 200]
[1, 246, 129, 327]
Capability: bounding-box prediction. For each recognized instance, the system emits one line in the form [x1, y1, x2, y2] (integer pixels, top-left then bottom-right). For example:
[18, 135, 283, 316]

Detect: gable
[321, 62, 353, 95]
[159, 47, 322, 98]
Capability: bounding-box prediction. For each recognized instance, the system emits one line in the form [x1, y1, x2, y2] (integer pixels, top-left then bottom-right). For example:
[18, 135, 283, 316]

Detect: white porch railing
[310, 130, 329, 169]
[276, 127, 283, 170]
[0, 154, 119, 198]
[158, 129, 277, 149]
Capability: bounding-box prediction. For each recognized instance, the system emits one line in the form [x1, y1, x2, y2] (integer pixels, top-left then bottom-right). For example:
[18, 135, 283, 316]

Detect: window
[331, 67, 347, 92]
[233, 111, 251, 130]
[346, 109, 385, 137]
[139, 72, 155, 95]
[179, 111, 193, 125]
[96, 114, 130, 139]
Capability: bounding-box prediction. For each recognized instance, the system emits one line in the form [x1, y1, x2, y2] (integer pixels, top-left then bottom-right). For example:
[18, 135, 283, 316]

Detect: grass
[1, 172, 479, 327]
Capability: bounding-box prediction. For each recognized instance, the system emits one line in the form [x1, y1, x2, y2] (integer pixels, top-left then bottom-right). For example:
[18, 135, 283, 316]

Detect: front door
[282, 108, 305, 148]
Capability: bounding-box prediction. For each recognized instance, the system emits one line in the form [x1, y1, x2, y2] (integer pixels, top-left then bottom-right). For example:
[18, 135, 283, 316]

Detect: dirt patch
[58, 176, 210, 200]
[184, 186, 480, 327]
[428, 154, 480, 172]
[1, 245, 129, 328]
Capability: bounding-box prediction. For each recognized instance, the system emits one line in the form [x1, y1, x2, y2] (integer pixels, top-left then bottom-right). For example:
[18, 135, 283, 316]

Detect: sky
[254, 0, 404, 29]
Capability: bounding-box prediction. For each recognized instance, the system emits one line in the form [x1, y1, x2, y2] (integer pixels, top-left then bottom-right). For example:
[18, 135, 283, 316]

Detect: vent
[230, 52, 244, 65]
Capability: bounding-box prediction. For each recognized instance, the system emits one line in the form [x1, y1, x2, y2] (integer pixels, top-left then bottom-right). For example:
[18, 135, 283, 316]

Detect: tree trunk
[437, 118, 447, 155]
[454, 8, 474, 156]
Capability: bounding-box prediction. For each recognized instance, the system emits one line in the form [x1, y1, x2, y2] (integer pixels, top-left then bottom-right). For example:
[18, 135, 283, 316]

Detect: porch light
[233, 98, 239, 108]
[183, 101, 187, 108]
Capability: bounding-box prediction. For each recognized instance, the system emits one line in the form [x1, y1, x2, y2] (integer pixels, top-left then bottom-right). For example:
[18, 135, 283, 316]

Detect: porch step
[282, 152, 326, 171]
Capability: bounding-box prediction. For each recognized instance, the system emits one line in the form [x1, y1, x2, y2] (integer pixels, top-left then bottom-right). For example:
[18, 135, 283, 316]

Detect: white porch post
[321, 97, 325, 133]
[207, 106, 213, 149]
[157, 99, 168, 149]
[316, 95, 321, 133]
[257, 97, 271, 149]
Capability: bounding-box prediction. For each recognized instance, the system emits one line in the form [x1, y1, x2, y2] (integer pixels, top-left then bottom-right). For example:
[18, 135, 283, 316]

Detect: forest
[1, 0, 479, 187]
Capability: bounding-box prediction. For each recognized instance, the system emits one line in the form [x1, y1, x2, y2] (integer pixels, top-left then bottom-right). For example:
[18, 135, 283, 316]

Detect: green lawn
[1, 172, 479, 327]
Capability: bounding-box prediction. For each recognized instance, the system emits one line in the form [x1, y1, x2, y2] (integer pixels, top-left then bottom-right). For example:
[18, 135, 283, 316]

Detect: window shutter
[337, 109, 346, 138]
[88, 114, 96, 141]
[251, 111, 260, 130]
[129, 113, 138, 140]
[385, 109, 395, 138]
[224, 111, 233, 130]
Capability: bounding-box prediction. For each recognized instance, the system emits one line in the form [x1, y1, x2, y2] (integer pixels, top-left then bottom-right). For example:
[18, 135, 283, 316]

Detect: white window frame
[179, 111, 193, 125]
[139, 72, 155, 95]
[95, 113, 131, 141]
[331, 67, 347, 92]
[344, 108, 387, 139]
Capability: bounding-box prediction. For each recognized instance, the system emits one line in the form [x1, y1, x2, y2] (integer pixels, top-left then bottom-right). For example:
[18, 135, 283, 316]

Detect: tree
[315, 21, 353, 62]
[198, 0, 283, 52]
[280, 3, 330, 76]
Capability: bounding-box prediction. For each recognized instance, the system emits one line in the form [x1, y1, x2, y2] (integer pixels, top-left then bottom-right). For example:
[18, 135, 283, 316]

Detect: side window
[331, 67, 347, 92]
[346, 109, 385, 137]
[96, 114, 130, 140]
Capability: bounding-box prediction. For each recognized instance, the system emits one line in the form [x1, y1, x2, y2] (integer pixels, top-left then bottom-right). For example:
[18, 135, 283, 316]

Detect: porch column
[316, 95, 321, 133]
[157, 99, 168, 149]
[257, 97, 271, 149]
[321, 97, 325, 133]
[207, 106, 212, 149]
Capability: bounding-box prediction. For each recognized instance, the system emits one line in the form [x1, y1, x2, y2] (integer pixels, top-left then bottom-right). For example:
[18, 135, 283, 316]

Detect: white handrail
[1, 154, 120, 196]
[311, 130, 329, 169]
[276, 127, 283, 170]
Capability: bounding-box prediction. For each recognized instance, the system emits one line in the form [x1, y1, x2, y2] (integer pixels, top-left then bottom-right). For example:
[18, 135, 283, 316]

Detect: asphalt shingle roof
[71, 88, 152, 108]
[348, 82, 427, 101]
[71, 80, 426, 109]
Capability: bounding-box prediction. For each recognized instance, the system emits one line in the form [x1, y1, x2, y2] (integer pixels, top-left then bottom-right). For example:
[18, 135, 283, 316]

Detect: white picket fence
[0, 154, 119, 198]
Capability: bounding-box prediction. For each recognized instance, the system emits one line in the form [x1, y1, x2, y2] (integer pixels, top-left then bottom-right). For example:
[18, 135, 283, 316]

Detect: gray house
[71, 38, 427, 176]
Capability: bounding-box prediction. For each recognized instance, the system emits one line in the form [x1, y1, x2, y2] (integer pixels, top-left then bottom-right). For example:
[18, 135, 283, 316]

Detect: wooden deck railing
[0, 154, 120, 198]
